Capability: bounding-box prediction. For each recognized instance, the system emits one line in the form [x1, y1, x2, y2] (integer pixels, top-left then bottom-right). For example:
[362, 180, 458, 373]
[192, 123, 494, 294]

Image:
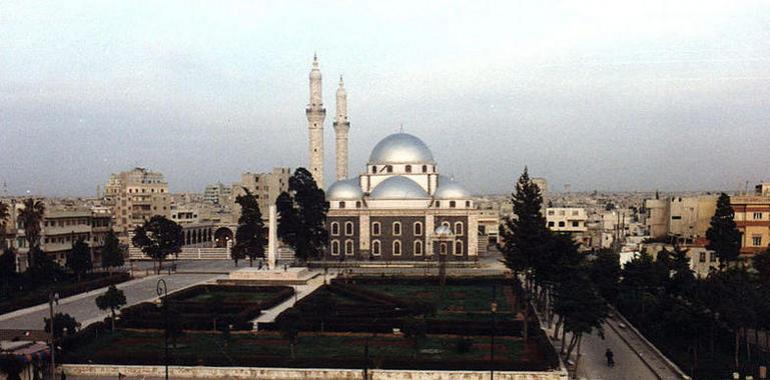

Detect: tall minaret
[306, 54, 326, 188]
[333, 75, 350, 181]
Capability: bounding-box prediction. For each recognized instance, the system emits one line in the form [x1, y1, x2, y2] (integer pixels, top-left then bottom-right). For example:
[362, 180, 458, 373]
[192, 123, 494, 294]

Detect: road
[0, 261, 241, 331]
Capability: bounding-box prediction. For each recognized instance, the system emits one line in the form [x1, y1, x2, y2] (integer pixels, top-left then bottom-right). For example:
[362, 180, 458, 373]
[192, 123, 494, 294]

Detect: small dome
[368, 133, 435, 164]
[326, 179, 363, 200]
[434, 225, 453, 236]
[370, 176, 429, 200]
[434, 176, 471, 199]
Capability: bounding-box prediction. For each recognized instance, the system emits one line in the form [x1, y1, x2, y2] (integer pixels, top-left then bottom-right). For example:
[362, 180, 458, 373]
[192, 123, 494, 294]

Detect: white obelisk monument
[267, 204, 277, 270]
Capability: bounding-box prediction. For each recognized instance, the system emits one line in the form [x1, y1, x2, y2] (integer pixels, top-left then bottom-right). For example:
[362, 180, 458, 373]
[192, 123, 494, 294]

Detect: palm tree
[17, 198, 45, 268]
[0, 201, 9, 249]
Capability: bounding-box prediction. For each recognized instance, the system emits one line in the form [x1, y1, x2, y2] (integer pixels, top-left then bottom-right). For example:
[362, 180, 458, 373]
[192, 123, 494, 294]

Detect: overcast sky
[2, 1, 769, 196]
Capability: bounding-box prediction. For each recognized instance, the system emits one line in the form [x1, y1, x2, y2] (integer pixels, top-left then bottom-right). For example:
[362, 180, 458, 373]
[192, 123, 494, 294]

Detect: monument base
[218, 267, 318, 285]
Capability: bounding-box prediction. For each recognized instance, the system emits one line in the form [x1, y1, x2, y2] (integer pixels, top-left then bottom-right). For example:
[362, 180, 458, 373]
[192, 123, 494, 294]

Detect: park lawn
[359, 283, 513, 314]
[67, 330, 525, 365]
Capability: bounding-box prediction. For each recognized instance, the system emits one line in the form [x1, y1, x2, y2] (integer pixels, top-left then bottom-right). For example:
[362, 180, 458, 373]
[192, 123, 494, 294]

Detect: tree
[276, 308, 302, 359]
[497, 168, 551, 280]
[276, 168, 329, 262]
[403, 316, 427, 358]
[706, 193, 741, 265]
[17, 198, 45, 268]
[752, 248, 770, 286]
[132, 216, 182, 274]
[667, 247, 695, 296]
[44, 313, 79, 339]
[100, 230, 124, 272]
[66, 238, 92, 282]
[0, 248, 17, 298]
[0, 201, 9, 249]
[0, 354, 24, 380]
[95, 284, 126, 331]
[554, 270, 608, 361]
[26, 246, 65, 285]
[231, 189, 266, 267]
[589, 249, 621, 305]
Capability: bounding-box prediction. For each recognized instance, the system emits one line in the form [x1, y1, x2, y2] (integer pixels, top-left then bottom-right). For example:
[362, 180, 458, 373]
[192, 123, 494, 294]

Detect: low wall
[62, 364, 568, 380]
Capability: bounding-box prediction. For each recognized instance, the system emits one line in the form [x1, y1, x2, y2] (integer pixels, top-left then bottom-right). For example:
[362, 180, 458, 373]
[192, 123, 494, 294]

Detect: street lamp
[490, 284, 497, 380]
[156, 279, 169, 380]
[49, 292, 59, 380]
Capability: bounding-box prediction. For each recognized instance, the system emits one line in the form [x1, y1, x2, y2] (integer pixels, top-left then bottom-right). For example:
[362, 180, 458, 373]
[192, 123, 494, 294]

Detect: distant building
[231, 168, 291, 218]
[546, 207, 588, 246]
[203, 182, 231, 205]
[8, 199, 112, 269]
[731, 187, 770, 259]
[104, 167, 171, 243]
[642, 195, 717, 242]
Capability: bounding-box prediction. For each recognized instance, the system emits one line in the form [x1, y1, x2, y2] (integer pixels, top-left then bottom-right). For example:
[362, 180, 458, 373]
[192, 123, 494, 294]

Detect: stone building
[324, 133, 479, 262]
[732, 187, 770, 260]
[104, 167, 171, 243]
[231, 168, 291, 218]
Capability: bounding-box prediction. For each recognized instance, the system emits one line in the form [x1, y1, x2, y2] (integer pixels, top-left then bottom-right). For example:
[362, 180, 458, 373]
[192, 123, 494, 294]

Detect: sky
[1, 0, 770, 196]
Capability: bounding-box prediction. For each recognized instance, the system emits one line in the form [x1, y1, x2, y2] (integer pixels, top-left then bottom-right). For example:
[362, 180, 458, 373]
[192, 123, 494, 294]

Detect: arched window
[405, 165, 412, 173]
[435, 201, 441, 207]
[414, 240, 423, 256]
[345, 221, 354, 236]
[345, 240, 354, 256]
[372, 240, 381, 256]
[393, 222, 401, 236]
[465, 201, 470, 207]
[449, 201, 456, 208]
[339, 201, 346, 209]
[422, 165, 427, 173]
[386, 165, 393, 173]
[372, 222, 381, 236]
[442, 221, 450, 228]
[440, 242, 448, 255]
[330, 222, 340, 236]
[393, 240, 402, 256]
[371, 166, 377, 173]
[331, 240, 340, 255]
[454, 222, 464, 236]
[454, 240, 464, 255]
[413, 222, 423, 236]
[355, 201, 361, 208]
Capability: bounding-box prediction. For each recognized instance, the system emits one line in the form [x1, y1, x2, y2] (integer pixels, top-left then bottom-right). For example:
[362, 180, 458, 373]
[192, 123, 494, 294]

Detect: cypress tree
[232, 189, 266, 267]
[276, 168, 329, 262]
[497, 167, 551, 278]
[100, 230, 124, 271]
[706, 193, 741, 265]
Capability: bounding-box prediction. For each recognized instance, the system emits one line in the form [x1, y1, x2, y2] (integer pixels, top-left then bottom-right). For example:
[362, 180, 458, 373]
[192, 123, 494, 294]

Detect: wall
[61, 364, 568, 380]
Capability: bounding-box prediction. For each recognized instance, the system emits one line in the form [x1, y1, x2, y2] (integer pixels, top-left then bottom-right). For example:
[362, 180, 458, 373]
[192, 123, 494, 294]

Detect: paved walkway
[541, 312, 685, 380]
[0, 273, 226, 331]
[252, 270, 337, 328]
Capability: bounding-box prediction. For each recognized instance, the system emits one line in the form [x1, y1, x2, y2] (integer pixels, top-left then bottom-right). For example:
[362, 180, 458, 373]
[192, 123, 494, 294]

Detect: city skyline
[2, 1, 770, 197]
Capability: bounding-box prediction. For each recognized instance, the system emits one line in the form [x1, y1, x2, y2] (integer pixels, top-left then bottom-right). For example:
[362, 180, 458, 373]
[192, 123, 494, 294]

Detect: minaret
[306, 54, 326, 188]
[333, 75, 350, 181]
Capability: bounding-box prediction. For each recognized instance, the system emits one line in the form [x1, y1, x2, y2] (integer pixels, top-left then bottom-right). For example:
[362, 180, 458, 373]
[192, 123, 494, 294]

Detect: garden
[118, 284, 293, 331]
[60, 276, 559, 372]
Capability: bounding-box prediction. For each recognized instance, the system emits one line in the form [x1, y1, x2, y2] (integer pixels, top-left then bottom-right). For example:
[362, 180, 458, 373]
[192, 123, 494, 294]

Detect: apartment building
[546, 207, 589, 246]
[732, 191, 770, 258]
[9, 200, 113, 269]
[643, 195, 717, 242]
[104, 167, 171, 243]
[203, 182, 232, 205]
[231, 168, 291, 218]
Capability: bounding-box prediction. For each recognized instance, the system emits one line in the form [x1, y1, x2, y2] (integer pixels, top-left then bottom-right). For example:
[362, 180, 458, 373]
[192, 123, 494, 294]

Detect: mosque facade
[306, 56, 479, 261]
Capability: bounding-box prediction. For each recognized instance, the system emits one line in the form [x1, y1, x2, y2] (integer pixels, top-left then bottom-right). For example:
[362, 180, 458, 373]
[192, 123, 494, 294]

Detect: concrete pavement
[0, 262, 239, 331]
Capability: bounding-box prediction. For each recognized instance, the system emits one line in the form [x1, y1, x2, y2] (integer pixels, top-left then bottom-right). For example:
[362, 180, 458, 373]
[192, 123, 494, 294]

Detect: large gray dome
[370, 176, 429, 200]
[326, 179, 363, 200]
[434, 175, 471, 199]
[368, 133, 435, 164]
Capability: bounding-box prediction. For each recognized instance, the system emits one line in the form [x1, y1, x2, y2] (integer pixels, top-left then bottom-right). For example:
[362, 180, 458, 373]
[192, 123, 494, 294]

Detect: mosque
[305, 56, 479, 261]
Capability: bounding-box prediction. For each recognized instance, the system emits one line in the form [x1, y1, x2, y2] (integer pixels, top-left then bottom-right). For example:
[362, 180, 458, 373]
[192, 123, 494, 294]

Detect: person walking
[605, 348, 615, 367]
